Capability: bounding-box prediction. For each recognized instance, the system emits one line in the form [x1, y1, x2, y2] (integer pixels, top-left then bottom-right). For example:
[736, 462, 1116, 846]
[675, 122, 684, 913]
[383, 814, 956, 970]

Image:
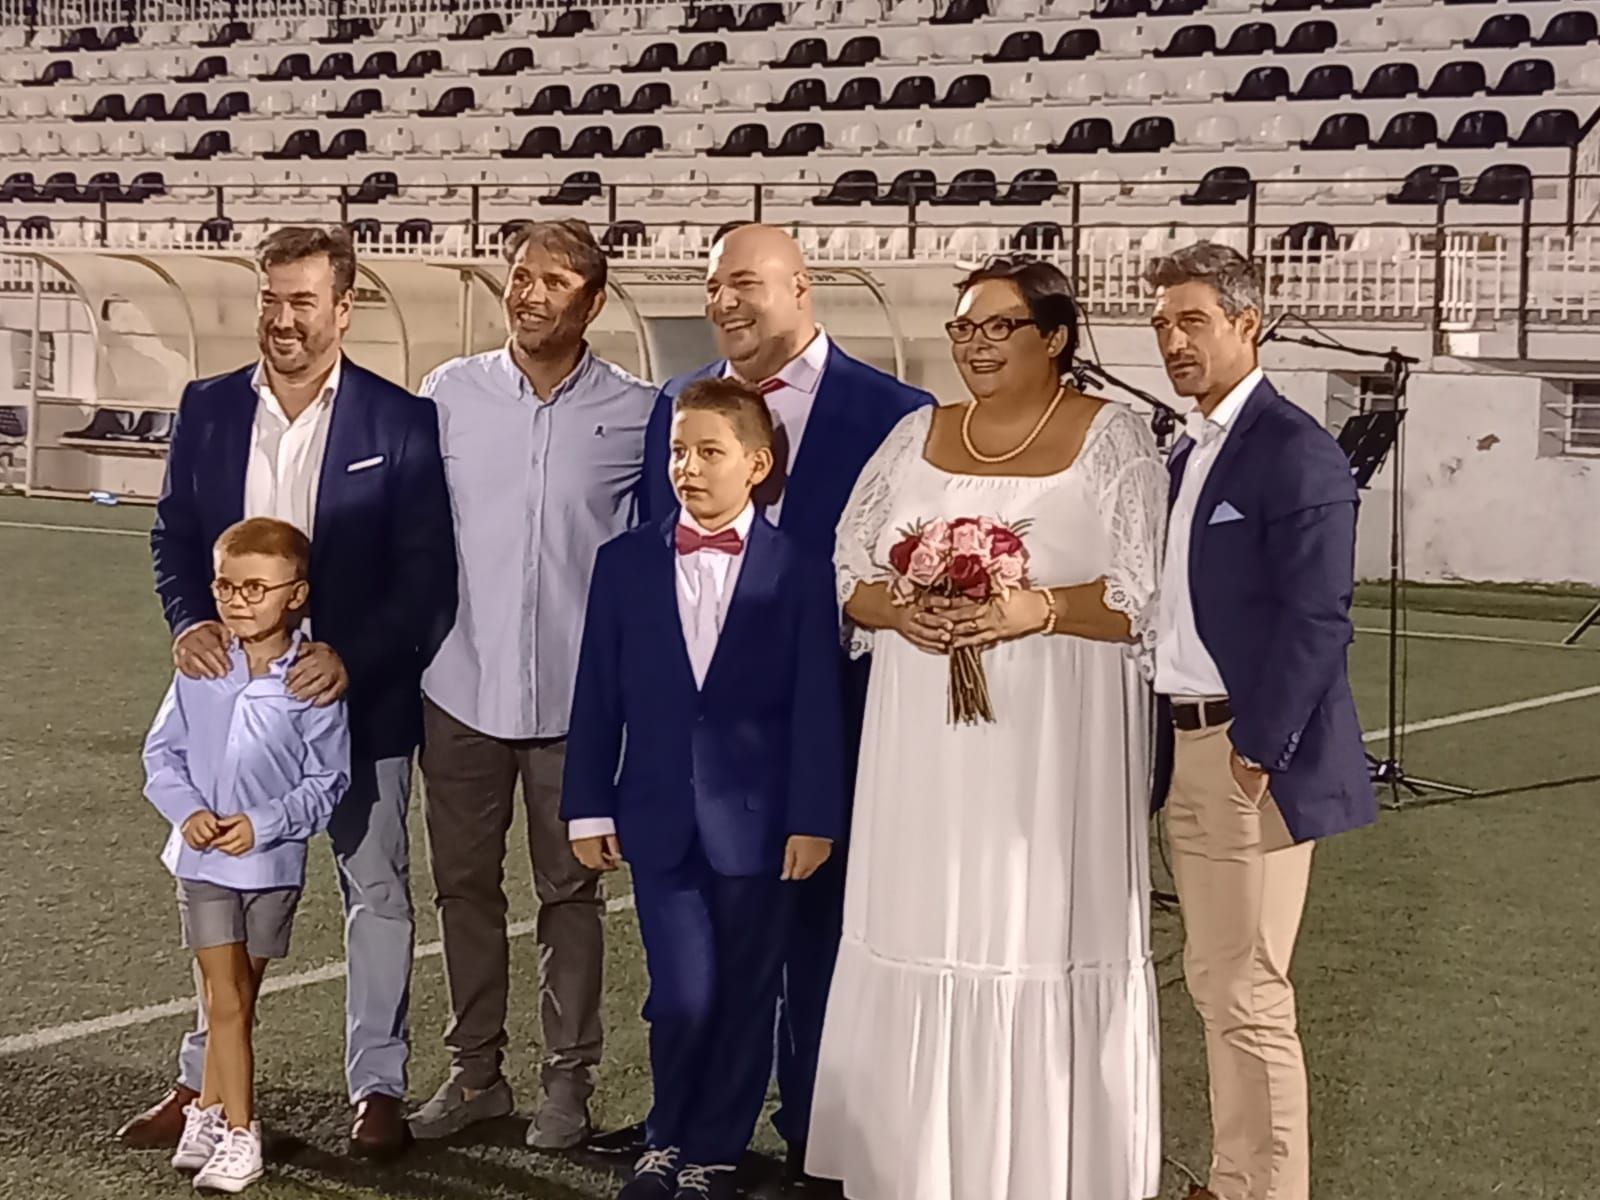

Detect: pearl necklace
[960, 385, 1067, 465]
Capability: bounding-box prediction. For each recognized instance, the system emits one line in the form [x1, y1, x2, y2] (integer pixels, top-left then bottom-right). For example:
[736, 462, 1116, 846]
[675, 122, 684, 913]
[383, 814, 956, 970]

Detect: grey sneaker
[405, 1077, 515, 1141]
[525, 1090, 591, 1151]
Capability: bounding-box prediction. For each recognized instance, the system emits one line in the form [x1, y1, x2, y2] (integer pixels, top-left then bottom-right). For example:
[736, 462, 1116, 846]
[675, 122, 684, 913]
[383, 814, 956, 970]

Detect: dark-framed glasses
[944, 315, 1038, 344]
[211, 577, 300, 605]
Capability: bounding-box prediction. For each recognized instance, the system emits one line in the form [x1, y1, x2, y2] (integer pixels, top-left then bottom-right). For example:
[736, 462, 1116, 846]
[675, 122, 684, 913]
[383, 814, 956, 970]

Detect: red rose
[947, 553, 991, 600]
[888, 533, 920, 577]
[988, 525, 1024, 557]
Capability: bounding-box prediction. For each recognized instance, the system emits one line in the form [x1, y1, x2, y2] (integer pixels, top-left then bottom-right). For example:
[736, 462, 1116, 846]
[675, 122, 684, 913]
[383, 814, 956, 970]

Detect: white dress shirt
[1154, 367, 1263, 699]
[569, 502, 756, 844]
[243, 357, 341, 537]
[723, 328, 830, 524]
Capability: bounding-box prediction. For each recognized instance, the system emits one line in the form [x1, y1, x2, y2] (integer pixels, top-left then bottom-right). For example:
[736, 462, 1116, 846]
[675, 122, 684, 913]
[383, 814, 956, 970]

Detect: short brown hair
[258, 225, 357, 297]
[1143, 241, 1263, 318]
[214, 517, 311, 580]
[502, 218, 607, 296]
[674, 378, 775, 452]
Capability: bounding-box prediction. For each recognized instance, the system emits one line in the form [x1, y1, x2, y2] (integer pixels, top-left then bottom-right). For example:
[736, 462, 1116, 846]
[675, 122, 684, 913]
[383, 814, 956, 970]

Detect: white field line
[0, 519, 145, 537]
[0, 892, 636, 1057]
[1361, 684, 1600, 744]
[1354, 625, 1596, 651]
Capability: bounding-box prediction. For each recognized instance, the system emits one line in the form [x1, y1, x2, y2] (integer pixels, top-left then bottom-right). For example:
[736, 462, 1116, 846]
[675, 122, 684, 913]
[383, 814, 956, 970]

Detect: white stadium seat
[839, 0, 882, 24]
[484, 84, 525, 115]
[446, 46, 489, 76]
[732, 38, 778, 68]
[1058, 71, 1107, 103]
[586, 40, 628, 71]
[0, 130, 22, 157]
[252, 90, 296, 120]
[423, 127, 465, 156]
[294, 18, 330, 43]
[886, 34, 933, 64]
[1254, 113, 1308, 149]
[1191, 116, 1242, 150]
[886, 0, 937, 25]
[112, 128, 145, 157]
[1179, 69, 1228, 103]
[686, 78, 725, 109]
[644, 4, 687, 32]
[1002, 71, 1046, 105]
[157, 53, 188, 81]
[16, 94, 49, 121]
[892, 118, 939, 152]
[664, 122, 717, 156]
[379, 127, 417, 157]
[79, 55, 111, 83]
[231, 128, 273, 158]
[728, 79, 774, 109]
[993, 0, 1039, 18]
[302, 87, 339, 118]
[471, 125, 513, 157]
[52, 92, 88, 120]
[67, 130, 102, 157]
[944, 119, 997, 154]
[833, 120, 883, 153]
[30, 129, 62, 158]
[1408, 14, 1465, 50]
[596, 7, 638, 34]
[113, 55, 148, 82]
[1003, 118, 1055, 152]
[1118, 70, 1170, 103]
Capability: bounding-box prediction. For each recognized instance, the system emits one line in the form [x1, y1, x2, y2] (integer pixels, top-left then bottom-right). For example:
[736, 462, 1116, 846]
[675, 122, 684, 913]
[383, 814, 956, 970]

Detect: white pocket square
[1209, 500, 1245, 525]
[345, 455, 384, 473]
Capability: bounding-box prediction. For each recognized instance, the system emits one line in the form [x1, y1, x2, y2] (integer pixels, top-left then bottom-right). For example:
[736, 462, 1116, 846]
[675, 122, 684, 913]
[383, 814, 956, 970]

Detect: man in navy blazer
[620, 225, 932, 1181]
[127, 227, 456, 1160]
[1147, 243, 1375, 1200]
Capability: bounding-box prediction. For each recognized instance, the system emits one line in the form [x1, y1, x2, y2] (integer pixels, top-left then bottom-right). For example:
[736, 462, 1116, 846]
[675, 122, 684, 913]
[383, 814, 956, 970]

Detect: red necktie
[675, 525, 745, 556]
[758, 378, 784, 395]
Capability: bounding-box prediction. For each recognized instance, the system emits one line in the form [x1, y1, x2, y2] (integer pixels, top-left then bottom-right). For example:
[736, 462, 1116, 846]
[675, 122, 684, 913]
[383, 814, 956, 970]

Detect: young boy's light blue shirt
[143, 631, 351, 891]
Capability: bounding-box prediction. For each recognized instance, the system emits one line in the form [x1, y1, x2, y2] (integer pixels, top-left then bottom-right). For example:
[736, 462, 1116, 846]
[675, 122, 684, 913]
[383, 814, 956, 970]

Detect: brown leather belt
[1171, 698, 1233, 732]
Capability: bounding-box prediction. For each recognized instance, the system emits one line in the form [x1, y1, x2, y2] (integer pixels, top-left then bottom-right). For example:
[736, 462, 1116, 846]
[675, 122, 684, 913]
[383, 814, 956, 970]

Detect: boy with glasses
[143, 517, 351, 1193]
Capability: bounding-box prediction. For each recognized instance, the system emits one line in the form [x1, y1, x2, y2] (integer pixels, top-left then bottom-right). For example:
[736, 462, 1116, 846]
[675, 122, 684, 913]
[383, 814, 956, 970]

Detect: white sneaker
[193, 1123, 263, 1193]
[171, 1102, 224, 1172]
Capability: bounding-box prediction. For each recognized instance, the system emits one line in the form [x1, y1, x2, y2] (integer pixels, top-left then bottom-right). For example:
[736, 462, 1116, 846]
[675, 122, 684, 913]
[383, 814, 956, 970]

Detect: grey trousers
[178, 756, 414, 1103]
[419, 698, 604, 1099]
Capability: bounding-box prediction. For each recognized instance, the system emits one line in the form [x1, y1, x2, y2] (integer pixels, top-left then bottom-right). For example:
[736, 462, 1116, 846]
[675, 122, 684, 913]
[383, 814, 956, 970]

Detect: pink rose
[922, 518, 952, 555]
[989, 525, 1025, 558]
[950, 521, 991, 558]
[906, 542, 946, 587]
[992, 552, 1026, 591]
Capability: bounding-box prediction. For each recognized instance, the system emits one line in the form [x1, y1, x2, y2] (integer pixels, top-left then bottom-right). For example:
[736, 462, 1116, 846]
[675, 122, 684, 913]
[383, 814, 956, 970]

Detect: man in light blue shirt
[411, 219, 655, 1149]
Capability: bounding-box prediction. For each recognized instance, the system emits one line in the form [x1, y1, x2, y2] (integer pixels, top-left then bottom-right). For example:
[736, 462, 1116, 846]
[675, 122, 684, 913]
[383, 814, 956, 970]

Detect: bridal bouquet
[885, 516, 1032, 726]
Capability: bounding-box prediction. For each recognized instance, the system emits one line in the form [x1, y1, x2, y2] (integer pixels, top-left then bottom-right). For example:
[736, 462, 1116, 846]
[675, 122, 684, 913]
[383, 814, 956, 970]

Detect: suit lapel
[700, 517, 778, 698]
[1190, 378, 1274, 574]
[310, 364, 365, 577]
[212, 368, 256, 530]
[780, 347, 848, 540]
[650, 514, 700, 696]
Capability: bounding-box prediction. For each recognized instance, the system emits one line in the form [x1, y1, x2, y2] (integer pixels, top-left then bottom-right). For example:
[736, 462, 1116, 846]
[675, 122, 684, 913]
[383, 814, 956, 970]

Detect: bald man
[606, 225, 933, 1184]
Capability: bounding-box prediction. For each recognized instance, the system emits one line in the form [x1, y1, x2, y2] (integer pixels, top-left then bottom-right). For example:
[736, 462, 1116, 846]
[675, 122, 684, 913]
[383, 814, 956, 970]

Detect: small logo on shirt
[593, 424, 606, 437]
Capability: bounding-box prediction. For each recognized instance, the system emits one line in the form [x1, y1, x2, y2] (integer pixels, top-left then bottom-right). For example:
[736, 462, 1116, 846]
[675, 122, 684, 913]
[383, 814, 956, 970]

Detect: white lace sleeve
[834, 407, 933, 660]
[1083, 405, 1169, 679]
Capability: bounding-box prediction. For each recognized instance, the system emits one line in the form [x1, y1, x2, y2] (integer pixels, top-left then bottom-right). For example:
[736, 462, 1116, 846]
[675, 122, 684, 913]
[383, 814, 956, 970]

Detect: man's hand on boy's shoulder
[211, 814, 256, 857]
[572, 835, 622, 873]
[174, 620, 231, 680]
[287, 641, 349, 706]
[180, 809, 221, 849]
[782, 836, 833, 882]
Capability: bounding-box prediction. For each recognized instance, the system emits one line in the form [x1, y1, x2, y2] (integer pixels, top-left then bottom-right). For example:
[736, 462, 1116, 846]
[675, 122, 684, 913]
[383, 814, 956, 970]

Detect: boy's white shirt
[568, 502, 757, 844]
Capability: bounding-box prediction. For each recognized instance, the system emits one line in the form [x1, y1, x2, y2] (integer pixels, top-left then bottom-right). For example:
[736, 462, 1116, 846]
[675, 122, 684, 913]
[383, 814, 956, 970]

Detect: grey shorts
[175, 878, 302, 960]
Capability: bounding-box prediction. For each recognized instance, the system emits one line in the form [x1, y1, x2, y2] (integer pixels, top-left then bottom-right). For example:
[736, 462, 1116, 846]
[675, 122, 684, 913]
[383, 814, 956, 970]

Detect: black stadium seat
[0, 172, 38, 202]
[396, 218, 433, 243]
[264, 129, 322, 159]
[776, 37, 828, 68]
[1276, 221, 1338, 253]
[630, 42, 679, 72]
[260, 53, 310, 82]
[76, 94, 127, 122]
[1052, 117, 1114, 153]
[816, 169, 879, 206]
[1264, 0, 1315, 9]
[1012, 222, 1064, 252]
[1443, 109, 1508, 148]
[1535, 11, 1597, 47]
[321, 17, 375, 43]
[1220, 22, 1276, 55]
[520, 84, 571, 115]
[1115, 116, 1176, 153]
[350, 171, 399, 204]
[1304, 112, 1370, 150]
[1283, 20, 1337, 54]
[685, 4, 738, 33]
[314, 52, 353, 80]
[832, 36, 881, 67]
[1048, 29, 1100, 60]
[1180, 165, 1252, 205]
[322, 130, 367, 159]
[1152, 0, 1206, 13]
[1158, 25, 1217, 58]
[682, 41, 728, 71]
[827, 78, 881, 110]
[616, 126, 663, 157]
[883, 76, 936, 109]
[771, 79, 826, 111]
[504, 126, 562, 158]
[601, 220, 648, 251]
[1322, 0, 1377, 8]
[988, 31, 1043, 62]
[336, 88, 382, 119]
[130, 93, 168, 121]
[43, 171, 81, 202]
[1229, 65, 1290, 101]
[422, 87, 475, 118]
[1515, 108, 1581, 148]
[483, 48, 533, 76]
[211, 92, 250, 120]
[199, 21, 249, 48]
[710, 123, 769, 157]
[84, 171, 123, 202]
[170, 92, 209, 121]
[1094, 0, 1148, 17]
[1462, 164, 1532, 205]
[1491, 59, 1554, 97]
[934, 168, 997, 205]
[1424, 61, 1486, 98]
[623, 83, 671, 113]
[25, 60, 73, 86]
[397, 49, 442, 78]
[175, 130, 230, 159]
[1295, 64, 1353, 101]
[547, 10, 594, 37]
[177, 54, 227, 83]
[199, 216, 233, 245]
[562, 126, 615, 158]
[1374, 111, 1438, 150]
[935, 75, 990, 108]
[452, 13, 504, 40]
[1470, 13, 1530, 49]
[999, 167, 1059, 206]
[877, 168, 937, 205]
[128, 170, 166, 200]
[577, 84, 622, 114]
[53, 26, 102, 52]
[740, 2, 784, 31]
[544, 171, 604, 205]
[773, 122, 825, 156]
[1362, 62, 1420, 98]
[934, 0, 987, 24]
[356, 50, 398, 79]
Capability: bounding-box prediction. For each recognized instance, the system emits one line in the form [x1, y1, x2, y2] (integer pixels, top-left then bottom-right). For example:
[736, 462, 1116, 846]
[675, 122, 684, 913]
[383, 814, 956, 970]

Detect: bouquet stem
[948, 644, 995, 726]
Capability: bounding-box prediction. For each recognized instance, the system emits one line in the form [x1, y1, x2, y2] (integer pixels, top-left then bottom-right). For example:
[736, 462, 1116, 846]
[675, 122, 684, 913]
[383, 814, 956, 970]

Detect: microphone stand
[1073, 358, 1181, 450]
[1262, 326, 1473, 807]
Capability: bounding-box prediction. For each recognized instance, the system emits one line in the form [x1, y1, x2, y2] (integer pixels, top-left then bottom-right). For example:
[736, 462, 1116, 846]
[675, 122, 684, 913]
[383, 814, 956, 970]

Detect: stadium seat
[682, 41, 729, 71]
[1011, 221, 1064, 252]
[825, 78, 880, 111]
[739, 3, 785, 32]
[624, 83, 672, 113]
[177, 54, 227, 84]
[175, 130, 229, 159]
[84, 170, 123, 202]
[1157, 25, 1217, 57]
[1535, 11, 1598, 47]
[322, 130, 366, 159]
[883, 76, 937, 109]
[0, 171, 37, 202]
[1491, 59, 1554, 97]
[1362, 62, 1420, 98]
[314, 52, 353, 81]
[1295, 65, 1354, 100]
[422, 87, 475, 118]
[200, 21, 250, 48]
[772, 79, 826, 111]
[543, 170, 603, 205]
[1443, 108, 1508, 148]
[518, 84, 571, 115]
[816, 169, 879, 205]
[1424, 61, 1486, 97]
[933, 0, 988, 25]
[396, 217, 433, 243]
[1374, 111, 1438, 149]
[398, 50, 442, 78]
[878, 168, 938, 205]
[482, 48, 533, 77]
[1229, 66, 1290, 101]
[76, 94, 127, 122]
[1283, 20, 1337, 55]
[452, 13, 504, 40]
[936, 75, 991, 108]
[1276, 220, 1337, 254]
[260, 53, 310, 82]
[1048, 30, 1101, 60]
[1304, 112, 1370, 150]
[25, 61, 74, 87]
[128, 170, 166, 201]
[1181, 166, 1253, 205]
[1094, 0, 1149, 17]
[832, 36, 882, 67]
[1469, 13, 1530, 49]
[170, 92, 209, 121]
[630, 42, 679, 72]
[577, 84, 622, 115]
[505, 126, 563, 158]
[1053, 117, 1114, 153]
[1220, 23, 1276, 55]
[1152, 0, 1206, 13]
[198, 215, 234, 246]
[711, 123, 769, 156]
[1116, 116, 1176, 153]
[350, 171, 399, 204]
[1264, 0, 1316, 10]
[355, 51, 398, 79]
[615, 125, 666, 158]
[933, 167, 997, 206]
[989, 31, 1044, 62]
[559, 126, 612, 158]
[17, 215, 54, 240]
[43, 171, 80, 203]
[1000, 167, 1059, 205]
[1514, 108, 1580, 148]
[1461, 163, 1532, 205]
[212, 92, 250, 121]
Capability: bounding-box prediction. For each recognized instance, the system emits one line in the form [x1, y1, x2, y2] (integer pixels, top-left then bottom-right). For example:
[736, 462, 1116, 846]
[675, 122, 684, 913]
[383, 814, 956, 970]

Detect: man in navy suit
[125, 226, 456, 1160]
[1147, 242, 1376, 1200]
[564, 379, 844, 1200]
[612, 225, 932, 1183]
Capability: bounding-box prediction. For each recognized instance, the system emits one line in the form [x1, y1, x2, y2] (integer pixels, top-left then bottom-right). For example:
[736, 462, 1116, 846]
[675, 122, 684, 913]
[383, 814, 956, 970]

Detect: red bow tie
[675, 525, 744, 556]
[757, 378, 784, 395]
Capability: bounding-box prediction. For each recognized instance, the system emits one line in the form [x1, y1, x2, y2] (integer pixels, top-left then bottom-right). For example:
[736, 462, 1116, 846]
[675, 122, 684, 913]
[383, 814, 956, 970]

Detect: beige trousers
[1165, 719, 1315, 1200]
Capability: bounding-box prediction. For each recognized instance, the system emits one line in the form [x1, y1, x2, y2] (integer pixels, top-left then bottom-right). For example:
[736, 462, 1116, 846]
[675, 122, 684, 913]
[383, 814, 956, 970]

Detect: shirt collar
[228, 628, 305, 681]
[677, 501, 756, 542]
[251, 357, 342, 425]
[1204, 366, 1264, 434]
[723, 328, 830, 395]
[502, 342, 595, 404]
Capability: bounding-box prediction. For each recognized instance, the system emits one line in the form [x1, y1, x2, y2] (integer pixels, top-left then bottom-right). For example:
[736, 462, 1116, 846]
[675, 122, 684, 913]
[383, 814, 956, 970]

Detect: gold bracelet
[1036, 587, 1058, 635]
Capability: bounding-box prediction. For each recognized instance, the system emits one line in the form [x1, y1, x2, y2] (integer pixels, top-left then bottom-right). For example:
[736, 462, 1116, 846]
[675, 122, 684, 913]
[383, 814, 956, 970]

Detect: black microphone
[1259, 314, 1288, 344]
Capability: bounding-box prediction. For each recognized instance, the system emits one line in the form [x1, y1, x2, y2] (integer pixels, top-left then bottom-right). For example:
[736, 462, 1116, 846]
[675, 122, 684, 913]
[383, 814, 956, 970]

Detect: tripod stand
[1263, 323, 1474, 807]
[1562, 602, 1600, 646]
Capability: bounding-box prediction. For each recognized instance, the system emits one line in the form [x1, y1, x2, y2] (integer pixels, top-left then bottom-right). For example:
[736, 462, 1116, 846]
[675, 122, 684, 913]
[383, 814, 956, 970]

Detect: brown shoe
[350, 1094, 408, 1161]
[116, 1084, 199, 1150]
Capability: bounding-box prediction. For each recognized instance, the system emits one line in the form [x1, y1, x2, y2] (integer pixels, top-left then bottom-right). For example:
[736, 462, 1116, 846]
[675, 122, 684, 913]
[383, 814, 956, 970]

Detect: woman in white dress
[806, 257, 1168, 1200]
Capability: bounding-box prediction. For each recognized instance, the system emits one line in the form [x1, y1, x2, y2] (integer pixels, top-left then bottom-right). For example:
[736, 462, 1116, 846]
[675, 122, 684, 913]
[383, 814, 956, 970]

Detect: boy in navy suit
[563, 378, 845, 1200]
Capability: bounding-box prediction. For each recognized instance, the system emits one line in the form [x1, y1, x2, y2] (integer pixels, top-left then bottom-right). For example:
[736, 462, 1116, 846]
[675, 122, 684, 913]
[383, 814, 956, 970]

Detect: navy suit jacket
[560, 515, 846, 877]
[637, 344, 934, 772]
[1152, 377, 1377, 843]
[150, 361, 457, 762]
